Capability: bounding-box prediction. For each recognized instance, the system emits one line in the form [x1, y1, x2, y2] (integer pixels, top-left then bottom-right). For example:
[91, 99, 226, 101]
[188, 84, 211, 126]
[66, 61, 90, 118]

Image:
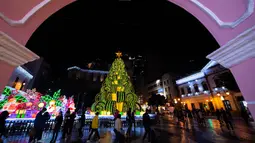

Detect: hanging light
[226, 92, 230, 95]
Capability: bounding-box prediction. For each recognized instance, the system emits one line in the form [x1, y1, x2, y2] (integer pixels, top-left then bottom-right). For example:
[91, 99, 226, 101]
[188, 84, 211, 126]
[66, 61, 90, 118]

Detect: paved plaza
[2, 116, 255, 143]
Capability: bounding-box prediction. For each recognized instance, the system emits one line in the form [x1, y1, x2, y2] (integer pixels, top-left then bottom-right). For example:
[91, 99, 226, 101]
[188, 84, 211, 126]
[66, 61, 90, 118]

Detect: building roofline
[67, 66, 109, 74]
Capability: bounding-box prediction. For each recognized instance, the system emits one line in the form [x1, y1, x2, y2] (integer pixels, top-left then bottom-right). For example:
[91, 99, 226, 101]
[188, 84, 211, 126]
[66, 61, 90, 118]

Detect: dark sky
[26, 0, 219, 83]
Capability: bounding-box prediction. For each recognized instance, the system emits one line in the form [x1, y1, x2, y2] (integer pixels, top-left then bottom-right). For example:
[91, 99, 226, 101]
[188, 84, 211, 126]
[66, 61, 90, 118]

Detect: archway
[1, 0, 255, 117]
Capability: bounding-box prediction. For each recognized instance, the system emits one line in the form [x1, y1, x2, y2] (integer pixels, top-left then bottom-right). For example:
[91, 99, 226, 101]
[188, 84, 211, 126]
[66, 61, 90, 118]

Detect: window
[164, 81, 166, 85]
[185, 104, 188, 109]
[167, 80, 169, 84]
[213, 76, 225, 87]
[199, 103, 204, 110]
[180, 88, 185, 95]
[194, 84, 199, 92]
[202, 81, 208, 90]
[165, 88, 168, 92]
[20, 80, 26, 90]
[168, 87, 171, 92]
[208, 102, 215, 111]
[191, 103, 195, 109]
[12, 77, 19, 88]
[223, 100, 232, 111]
[187, 87, 191, 93]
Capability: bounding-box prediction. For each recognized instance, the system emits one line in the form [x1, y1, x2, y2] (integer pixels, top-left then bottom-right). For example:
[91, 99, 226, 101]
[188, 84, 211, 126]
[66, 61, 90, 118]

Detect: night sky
[26, 0, 219, 83]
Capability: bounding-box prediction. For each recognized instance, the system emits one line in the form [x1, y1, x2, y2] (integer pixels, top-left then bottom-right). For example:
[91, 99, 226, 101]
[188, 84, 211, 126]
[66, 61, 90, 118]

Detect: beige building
[147, 73, 178, 102]
[176, 61, 245, 114]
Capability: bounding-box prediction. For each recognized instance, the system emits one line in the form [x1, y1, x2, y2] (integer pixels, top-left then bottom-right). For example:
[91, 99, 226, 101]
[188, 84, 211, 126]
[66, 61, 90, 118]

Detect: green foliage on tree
[91, 53, 139, 113]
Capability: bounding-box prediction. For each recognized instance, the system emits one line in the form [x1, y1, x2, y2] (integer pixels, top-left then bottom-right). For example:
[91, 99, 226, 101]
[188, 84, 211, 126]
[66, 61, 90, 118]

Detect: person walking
[33, 108, 50, 142]
[132, 110, 136, 131]
[241, 109, 250, 125]
[114, 109, 119, 120]
[114, 114, 123, 143]
[142, 109, 151, 142]
[62, 109, 71, 139]
[78, 111, 86, 138]
[0, 111, 9, 138]
[87, 112, 100, 142]
[50, 111, 63, 143]
[216, 109, 223, 127]
[221, 108, 234, 131]
[126, 108, 132, 137]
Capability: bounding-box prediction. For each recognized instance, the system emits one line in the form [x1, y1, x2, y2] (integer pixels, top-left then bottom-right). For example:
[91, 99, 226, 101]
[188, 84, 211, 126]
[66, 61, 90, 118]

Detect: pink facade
[1, 0, 255, 118]
[169, 0, 255, 45]
[0, 0, 254, 46]
[0, 61, 15, 93]
[231, 58, 255, 118]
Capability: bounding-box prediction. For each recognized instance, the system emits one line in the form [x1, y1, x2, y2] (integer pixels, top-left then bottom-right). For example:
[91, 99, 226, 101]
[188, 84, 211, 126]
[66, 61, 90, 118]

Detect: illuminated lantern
[116, 102, 123, 112]
[50, 100, 56, 105]
[15, 82, 22, 90]
[101, 110, 106, 115]
[38, 102, 44, 108]
[26, 102, 32, 107]
[9, 98, 16, 102]
[117, 87, 121, 92]
[114, 80, 118, 85]
[117, 76, 121, 79]
[112, 93, 117, 101]
[32, 113, 36, 118]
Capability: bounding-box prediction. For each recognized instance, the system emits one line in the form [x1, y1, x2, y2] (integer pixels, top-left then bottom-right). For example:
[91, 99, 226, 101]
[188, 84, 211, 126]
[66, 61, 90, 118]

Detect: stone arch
[0, 0, 254, 46]
[1, 0, 255, 118]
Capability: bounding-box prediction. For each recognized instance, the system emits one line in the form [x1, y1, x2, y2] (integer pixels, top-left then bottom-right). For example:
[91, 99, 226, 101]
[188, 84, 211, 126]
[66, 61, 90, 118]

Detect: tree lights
[91, 52, 140, 114]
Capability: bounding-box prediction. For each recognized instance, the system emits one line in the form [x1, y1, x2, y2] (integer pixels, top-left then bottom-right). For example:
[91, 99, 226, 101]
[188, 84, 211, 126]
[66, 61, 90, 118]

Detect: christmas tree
[91, 51, 140, 114]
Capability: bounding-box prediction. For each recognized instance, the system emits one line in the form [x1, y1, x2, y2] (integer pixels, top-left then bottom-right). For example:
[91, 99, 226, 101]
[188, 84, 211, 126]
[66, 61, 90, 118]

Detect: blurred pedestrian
[126, 108, 132, 137]
[0, 111, 9, 138]
[142, 109, 151, 142]
[78, 110, 85, 138]
[87, 112, 100, 142]
[50, 111, 63, 143]
[114, 114, 123, 143]
[221, 108, 234, 130]
[32, 108, 50, 142]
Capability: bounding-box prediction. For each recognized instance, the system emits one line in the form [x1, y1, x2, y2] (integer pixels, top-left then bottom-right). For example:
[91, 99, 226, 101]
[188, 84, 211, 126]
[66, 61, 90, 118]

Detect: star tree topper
[116, 51, 122, 58]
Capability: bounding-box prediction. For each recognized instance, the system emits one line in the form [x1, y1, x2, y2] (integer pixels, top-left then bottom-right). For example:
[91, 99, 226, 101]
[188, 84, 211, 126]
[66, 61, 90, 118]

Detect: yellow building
[181, 91, 241, 113]
[176, 61, 245, 114]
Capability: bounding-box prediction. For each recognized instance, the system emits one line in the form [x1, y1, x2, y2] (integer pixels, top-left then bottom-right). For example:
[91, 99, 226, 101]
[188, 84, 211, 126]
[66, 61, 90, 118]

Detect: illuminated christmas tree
[91, 51, 140, 114]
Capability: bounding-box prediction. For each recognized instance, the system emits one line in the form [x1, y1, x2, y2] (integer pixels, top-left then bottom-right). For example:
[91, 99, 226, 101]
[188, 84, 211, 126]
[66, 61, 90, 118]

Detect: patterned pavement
[1, 116, 255, 143]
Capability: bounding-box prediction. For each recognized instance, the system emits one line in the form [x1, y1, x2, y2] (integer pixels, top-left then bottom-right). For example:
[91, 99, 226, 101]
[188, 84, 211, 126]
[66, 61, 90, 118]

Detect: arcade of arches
[0, 0, 255, 117]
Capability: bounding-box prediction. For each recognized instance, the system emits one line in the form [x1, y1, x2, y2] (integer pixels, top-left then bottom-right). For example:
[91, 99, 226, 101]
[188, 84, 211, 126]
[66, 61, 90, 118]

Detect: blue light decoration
[158, 88, 164, 93]
[176, 72, 205, 85]
[67, 66, 109, 74]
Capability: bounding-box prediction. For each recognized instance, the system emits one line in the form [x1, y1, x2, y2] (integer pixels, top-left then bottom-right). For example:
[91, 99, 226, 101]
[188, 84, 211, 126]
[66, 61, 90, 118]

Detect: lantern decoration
[117, 76, 121, 79]
[38, 102, 44, 108]
[47, 100, 56, 113]
[0, 86, 76, 119]
[114, 80, 118, 85]
[3, 87, 11, 96]
[112, 93, 117, 101]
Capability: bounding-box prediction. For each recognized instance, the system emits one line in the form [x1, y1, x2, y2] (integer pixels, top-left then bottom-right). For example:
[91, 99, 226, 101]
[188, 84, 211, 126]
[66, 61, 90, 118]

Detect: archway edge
[0, 0, 254, 46]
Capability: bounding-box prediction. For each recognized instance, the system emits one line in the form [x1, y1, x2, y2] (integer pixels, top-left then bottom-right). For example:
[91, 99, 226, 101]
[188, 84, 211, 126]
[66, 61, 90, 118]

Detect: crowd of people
[0, 105, 251, 143]
[173, 107, 236, 131]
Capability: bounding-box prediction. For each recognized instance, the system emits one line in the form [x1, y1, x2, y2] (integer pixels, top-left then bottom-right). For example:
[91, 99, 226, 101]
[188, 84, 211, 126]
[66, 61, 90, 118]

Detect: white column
[0, 32, 39, 92]
[207, 25, 255, 118]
